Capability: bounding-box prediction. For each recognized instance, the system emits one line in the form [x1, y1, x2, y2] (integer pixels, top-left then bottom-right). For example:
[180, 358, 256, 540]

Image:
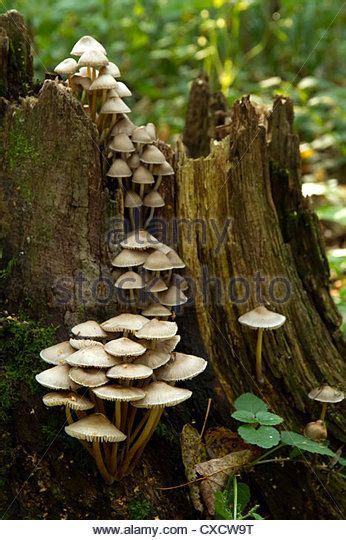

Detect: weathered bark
[175, 93, 345, 518]
[1, 13, 345, 520]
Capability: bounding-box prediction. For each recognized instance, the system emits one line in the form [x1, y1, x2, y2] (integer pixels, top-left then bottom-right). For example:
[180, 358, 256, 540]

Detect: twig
[200, 398, 212, 439]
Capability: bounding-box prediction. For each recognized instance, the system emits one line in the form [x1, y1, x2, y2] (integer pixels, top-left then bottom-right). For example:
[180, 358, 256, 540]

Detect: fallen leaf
[180, 423, 207, 513]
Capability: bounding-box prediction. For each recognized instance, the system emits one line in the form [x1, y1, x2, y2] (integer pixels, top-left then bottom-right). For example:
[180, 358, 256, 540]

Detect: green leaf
[256, 411, 283, 426]
[233, 482, 251, 513]
[238, 425, 280, 449]
[234, 393, 268, 415]
[231, 410, 256, 423]
[251, 512, 265, 520]
[281, 432, 335, 457]
[214, 491, 233, 520]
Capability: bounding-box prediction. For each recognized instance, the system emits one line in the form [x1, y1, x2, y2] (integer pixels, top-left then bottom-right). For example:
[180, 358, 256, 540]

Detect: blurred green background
[4, 0, 346, 328]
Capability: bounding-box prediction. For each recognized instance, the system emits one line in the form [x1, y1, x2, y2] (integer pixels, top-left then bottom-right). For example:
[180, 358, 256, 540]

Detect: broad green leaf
[214, 491, 233, 520]
[281, 431, 335, 457]
[238, 425, 280, 449]
[251, 512, 265, 520]
[234, 393, 268, 415]
[231, 410, 256, 423]
[256, 411, 283, 426]
[231, 481, 251, 513]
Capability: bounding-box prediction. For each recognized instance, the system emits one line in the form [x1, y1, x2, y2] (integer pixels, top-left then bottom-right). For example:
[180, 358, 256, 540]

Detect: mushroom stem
[123, 408, 161, 471]
[65, 405, 74, 425]
[110, 443, 118, 477]
[320, 402, 328, 421]
[255, 328, 264, 384]
[129, 207, 135, 230]
[91, 90, 98, 121]
[92, 441, 113, 484]
[139, 184, 145, 199]
[129, 410, 150, 445]
[144, 207, 155, 228]
[115, 401, 121, 429]
[153, 176, 162, 191]
[92, 67, 97, 81]
[124, 409, 163, 475]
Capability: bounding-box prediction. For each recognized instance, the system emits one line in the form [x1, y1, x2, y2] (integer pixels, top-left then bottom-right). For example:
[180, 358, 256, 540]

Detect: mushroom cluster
[36, 316, 207, 483]
[112, 229, 187, 315]
[55, 36, 173, 229]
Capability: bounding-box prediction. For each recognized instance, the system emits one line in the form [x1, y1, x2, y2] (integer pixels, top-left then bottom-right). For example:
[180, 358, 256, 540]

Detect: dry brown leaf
[195, 449, 253, 515]
[180, 423, 207, 513]
[205, 426, 251, 458]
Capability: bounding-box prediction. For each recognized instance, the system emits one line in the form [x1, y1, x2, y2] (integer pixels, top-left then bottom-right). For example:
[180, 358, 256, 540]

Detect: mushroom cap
[166, 249, 185, 269]
[78, 49, 109, 68]
[54, 58, 78, 76]
[65, 413, 126, 442]
[114, 270, 145, 289]
[121, 229, 160, 250]
[143, 250, 173, 272]
[101, 313, 149, 333]
[143, 190, 165, 208]
[71, 320, 107, 338]
[100, 61, 120, 77]
[145, 276, 168, 293]
[127, 153, 141, 169]
[69, 367, 109, 388]
[107, 159, 132, 178]
[238, 306, 286, 329]
[105, 337, 146, 357]
[303, 420, 328, 441]
[40, 341, 75, 365]
[67, 346, 119, 368]
[159, 285, 188, 306]
[35, 364, 72, 390]
[156, 242, 172, 255]
[131, 126, 153, 144]
[101, 97, 131, 115]
[140, 145, 166, 164]
[43, 391, 94, 410]
[146, 122, 156, 139]
[112, 115, 135, 136]
[132, 381, 192, 408]
[141, 303, 172, 318]
[135, 319, 178, 340]
[132, 165, 154, 185]
[69, 338, 102, 350]
[69, 73, 92, 91]
[111, 249, 146, 268]
[115, 81, 132, 97]
[107, 363, 153, 380]
[133, 350, 171, 369]
[152, 161, 174, 176]
[308, 384, 344, 403]
[157, 352, 207, 381]
[172, 273, 189, 291]
[93, 385, 145, 402]
[154, 335, 181, 353]
[109, 133, 135, 153]
[71, 36, 107, 56]
[90, 73, 117, 91]
[124, 191, 143, 208]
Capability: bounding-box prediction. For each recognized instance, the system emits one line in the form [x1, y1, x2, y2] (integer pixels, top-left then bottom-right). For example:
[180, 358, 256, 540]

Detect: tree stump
[1, 11, 345, 519]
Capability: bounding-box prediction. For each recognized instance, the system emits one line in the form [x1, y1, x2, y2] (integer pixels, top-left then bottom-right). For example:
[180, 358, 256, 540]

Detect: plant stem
[320, 402, 328, 421]
[145, 207, 155, 228]
[233, 476, 238, 520]
[256, 328, 264, 383]
[249, 443, 286, 467]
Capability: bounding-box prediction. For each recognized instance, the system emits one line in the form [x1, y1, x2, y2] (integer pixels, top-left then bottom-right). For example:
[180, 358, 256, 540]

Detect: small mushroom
[100, 61, 121, 78]
[109, 133, 135, 158]
[131, 126, 154, 156]
[140, 145, 166, 166]
[71, 36, 107, 57]
[111, 249, 146, 268]
[71, 320, 107, 339]
[115, 81, 132, 97]
[141, 302, 172, 318]
[105, 337, 146, 357]
[158, 285, 188, 307]
[156, 352, 207, 382]
[143, 190, 165, 227]
[135, 318, 178, 340]
[43, 391, 94, 411]
[238, 306, 286, 384]
[133, 350, 171, 369]
[69, 338, 102, 349]
[120, 229, 159, 250]
[39, 341, 75, 365]
[132, 381, 192, 409]
[107, 158, 132, 189]
[308, 384, 344, 421]
[54, 58, 78, 87]
[132, 165, 155, 199]
[127, 153, 141, 170]
[112, 114, 135, 136]
[303, 420, 328, 441]
[107, 363, 153, 380]
[35, 364, 72, 390]
[124, 191, 143, 229]
[152, 160, 174, 191]
[114, 270, 145, 305]
[101, 313, 149, 333]
[67, 346, 119, 368]
[152, 335, 181, 353]
[69, 367, 109, 388]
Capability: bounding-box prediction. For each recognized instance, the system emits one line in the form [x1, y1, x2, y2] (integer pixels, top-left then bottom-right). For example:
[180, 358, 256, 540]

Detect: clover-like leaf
[238, 425, 280, 449]
[256, 411, 283, 426]
[231, 410, 256, 423]
[234, 393, 268, 415]
[281, 431, 335, 457]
